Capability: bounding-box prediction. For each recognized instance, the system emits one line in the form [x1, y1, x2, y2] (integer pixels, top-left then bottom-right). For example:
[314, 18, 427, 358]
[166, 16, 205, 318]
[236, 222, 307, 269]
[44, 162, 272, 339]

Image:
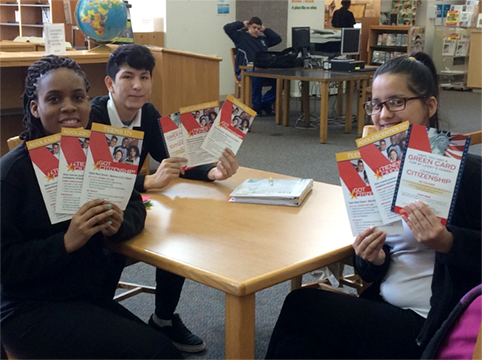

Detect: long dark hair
[20, 55, 90, 141]
[373, 52, 439, 129]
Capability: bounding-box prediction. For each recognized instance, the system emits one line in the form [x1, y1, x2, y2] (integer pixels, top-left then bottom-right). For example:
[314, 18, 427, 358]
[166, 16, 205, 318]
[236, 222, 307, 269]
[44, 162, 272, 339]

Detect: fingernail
[99, 197, 104, 200]
[107, 204, 112, 207]
[108, 221, 112, 225]
[108, 210, 113, 215]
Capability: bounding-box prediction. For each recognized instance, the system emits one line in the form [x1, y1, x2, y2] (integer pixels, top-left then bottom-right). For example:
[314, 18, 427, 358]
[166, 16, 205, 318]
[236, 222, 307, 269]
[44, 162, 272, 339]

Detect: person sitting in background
[265, 52, 481, 359]
[331, 0, 356, 28]
[0, 54, 182, 359]
[224, 17, 282, 116]
[89, 44, 239, 354]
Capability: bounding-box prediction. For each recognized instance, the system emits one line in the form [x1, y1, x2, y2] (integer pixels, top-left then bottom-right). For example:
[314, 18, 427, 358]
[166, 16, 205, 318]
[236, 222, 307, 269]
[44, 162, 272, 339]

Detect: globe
[75, 0, 128, 44]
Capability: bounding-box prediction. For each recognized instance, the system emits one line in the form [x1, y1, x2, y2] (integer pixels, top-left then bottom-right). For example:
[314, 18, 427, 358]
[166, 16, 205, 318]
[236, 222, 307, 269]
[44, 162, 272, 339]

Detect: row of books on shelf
[336, 122, 471, 237]
[376, 33, 408, 47]
[371, 50, 405, 65]
[29, 95, 256, 224]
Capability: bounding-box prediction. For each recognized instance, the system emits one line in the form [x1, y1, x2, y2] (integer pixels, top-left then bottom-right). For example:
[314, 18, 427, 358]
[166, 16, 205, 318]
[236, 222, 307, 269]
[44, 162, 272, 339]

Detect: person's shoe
[148, 314, 206, 353]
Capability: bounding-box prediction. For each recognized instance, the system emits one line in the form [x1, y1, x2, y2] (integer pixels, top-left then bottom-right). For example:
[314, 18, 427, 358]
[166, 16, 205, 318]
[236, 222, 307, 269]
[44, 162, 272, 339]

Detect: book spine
[391, 123, 413, 213]
[446, 136, 471, 226]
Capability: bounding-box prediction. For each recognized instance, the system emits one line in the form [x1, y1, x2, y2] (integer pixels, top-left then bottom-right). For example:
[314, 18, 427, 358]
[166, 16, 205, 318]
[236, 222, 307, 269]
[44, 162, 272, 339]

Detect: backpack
[253, 47, 301, 69]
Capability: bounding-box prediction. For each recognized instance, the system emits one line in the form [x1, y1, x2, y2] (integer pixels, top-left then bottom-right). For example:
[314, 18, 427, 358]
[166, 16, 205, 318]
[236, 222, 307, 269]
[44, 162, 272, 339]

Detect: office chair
[230, 48, 242, 99]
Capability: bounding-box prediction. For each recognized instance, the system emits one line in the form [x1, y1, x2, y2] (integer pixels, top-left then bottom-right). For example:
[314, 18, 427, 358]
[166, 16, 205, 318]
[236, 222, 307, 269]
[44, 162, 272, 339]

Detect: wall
[165, 0, 236, 100]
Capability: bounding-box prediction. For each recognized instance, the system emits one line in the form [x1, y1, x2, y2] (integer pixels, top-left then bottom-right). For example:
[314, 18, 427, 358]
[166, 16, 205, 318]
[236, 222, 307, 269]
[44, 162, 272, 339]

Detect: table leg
[291, 276, 302, 290]
[336, 81, 344, 117]
[275, 78, 282, 125]
[302, 81, 310, 127]
[319, 82, 329, 143]
[283, 79, 290, 127]
[225, 293, 255, 359]
[357, 78, 368, 137]
[244, 76, 253, 109]
[344, 80, 354, 134]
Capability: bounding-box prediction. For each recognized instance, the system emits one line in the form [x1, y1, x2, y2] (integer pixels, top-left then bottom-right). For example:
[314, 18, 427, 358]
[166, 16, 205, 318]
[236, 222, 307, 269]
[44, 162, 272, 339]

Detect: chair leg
[115, 281, 156, 302]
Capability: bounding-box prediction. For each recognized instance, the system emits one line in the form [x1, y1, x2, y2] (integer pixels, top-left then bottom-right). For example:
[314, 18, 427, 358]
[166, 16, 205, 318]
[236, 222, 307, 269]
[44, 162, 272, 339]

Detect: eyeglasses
[364, 96, 425, 116]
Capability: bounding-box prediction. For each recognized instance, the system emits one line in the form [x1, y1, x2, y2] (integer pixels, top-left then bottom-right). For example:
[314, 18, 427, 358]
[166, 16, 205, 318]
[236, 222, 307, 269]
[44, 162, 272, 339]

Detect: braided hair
[372, 52, 440, 129]
[20, 55, 90, 141]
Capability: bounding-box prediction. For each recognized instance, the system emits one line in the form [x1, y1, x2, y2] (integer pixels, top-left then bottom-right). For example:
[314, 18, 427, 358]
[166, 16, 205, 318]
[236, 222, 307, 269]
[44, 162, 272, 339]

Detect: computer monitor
[292, 26, 311, 59]
[340, 28, 361, 56]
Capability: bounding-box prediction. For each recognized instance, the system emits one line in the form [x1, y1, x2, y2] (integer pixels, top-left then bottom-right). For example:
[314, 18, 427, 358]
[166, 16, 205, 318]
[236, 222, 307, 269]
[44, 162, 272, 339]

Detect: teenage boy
[89, 44, 239, 353]
[224, 17, 282, 116]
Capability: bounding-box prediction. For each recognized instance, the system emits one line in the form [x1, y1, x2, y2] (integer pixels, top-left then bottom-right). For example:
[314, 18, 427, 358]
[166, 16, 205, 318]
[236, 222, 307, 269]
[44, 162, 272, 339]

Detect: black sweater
[224, 21, 282, 74]
[355, 153, 482, 348]
[0, 143, 146, 322]
[89, 96, 214, 192]
[331, 7, 356, 28]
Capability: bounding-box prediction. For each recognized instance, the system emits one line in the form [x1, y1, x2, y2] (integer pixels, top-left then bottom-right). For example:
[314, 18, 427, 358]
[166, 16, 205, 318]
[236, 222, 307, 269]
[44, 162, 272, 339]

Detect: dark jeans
[155, 268, 185, 319]
[252, 77, 277, 112]
[265, 287, 426, 359]
[2, 299, 182, 359]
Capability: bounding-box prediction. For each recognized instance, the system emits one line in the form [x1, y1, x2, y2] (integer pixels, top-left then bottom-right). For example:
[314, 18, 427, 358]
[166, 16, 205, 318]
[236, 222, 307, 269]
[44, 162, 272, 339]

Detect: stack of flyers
[159, 112, 185, 159]
[27, 134, 71, 224]
[79, 123, 144, 211]
[56, 127, 91, 214]
[336, 150, 403, 236]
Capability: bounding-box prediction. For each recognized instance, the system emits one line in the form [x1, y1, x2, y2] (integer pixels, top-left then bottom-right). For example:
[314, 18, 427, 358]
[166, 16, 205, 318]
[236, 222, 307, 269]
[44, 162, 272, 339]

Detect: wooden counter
[468, 29, 482, 89]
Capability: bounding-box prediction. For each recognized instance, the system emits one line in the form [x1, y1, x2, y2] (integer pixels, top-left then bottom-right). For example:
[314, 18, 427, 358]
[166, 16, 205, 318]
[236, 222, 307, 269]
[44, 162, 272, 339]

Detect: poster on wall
[392, 0, 418, 25]
[217, 0, 229, 15]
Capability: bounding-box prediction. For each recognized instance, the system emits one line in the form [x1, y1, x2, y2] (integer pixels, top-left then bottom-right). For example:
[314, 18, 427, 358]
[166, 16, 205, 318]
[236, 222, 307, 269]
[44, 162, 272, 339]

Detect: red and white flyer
[392, 124, 470, 225]
[79, 123, 144, 210]
[356, 121, 410, 225]
[27, 134, 71, 224]
[180, 101, 219, 168]
[158, 112, 185, 159]
[336, 150, 403, 236]
[56, 127, 91, 214]
[201, 94, 256, 159]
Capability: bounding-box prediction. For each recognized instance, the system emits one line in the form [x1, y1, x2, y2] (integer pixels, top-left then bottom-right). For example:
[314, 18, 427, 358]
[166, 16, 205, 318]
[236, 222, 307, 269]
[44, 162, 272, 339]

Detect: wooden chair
[230, 48, 242, 99]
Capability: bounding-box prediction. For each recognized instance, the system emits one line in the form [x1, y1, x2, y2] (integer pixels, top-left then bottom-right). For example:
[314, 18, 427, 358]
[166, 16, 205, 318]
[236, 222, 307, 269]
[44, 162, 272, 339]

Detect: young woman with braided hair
[265, 53, 481, 359]
[0, 55, 182, 359]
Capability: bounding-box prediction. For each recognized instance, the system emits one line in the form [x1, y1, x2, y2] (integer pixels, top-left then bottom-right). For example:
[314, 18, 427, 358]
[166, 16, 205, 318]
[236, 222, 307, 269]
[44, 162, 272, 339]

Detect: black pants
[155, 268, 185, 319]
[2, 298, 182, 359]
[265, 287, 426, 359]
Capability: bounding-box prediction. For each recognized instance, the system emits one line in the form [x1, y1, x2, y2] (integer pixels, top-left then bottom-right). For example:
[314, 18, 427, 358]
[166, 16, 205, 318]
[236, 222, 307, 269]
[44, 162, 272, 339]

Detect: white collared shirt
[106, 93, 142, 129]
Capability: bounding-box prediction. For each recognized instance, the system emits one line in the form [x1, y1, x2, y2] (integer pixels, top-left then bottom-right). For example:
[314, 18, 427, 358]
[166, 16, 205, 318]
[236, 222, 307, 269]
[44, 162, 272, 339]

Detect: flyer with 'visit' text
[27, 133, 71, 224]
[158, 112, 185, 159]
[79, 123, 144, 210]
[56, 127, 91, 214]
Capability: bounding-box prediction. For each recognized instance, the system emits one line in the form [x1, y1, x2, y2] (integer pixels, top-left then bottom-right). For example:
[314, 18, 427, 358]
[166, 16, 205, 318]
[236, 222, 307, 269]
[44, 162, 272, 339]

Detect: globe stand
[87, 39, 116, 53]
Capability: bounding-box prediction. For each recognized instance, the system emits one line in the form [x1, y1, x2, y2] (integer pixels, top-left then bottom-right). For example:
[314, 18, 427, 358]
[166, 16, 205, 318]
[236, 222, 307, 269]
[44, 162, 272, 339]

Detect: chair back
[230, 48, 242, 98]
[7, 136, 22, 151]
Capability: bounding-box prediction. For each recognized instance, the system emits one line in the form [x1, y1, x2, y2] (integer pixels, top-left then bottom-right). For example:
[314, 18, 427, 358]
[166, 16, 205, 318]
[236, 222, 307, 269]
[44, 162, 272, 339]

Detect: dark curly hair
[20, 55, 90, 141]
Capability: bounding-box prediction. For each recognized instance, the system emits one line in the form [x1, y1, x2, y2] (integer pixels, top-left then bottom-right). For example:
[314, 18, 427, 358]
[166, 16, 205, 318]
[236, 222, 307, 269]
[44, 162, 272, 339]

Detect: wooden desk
[104, 166, 355, 359]
[0, 47, 221, 155]
[240, 68, 372, 143]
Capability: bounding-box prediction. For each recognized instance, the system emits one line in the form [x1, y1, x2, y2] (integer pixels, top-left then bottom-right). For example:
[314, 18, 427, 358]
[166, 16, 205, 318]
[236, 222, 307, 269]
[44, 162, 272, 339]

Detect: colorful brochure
[180, 101, 219, 168]
[56, 127, 90, 214]
[336, 150, 403, 236]
[158, 112, 185, 159]
[392, 124, 470, 226]
[27, 134, 71, 224]
[79, 123, 144, 210]
[356, 121, 410, 225]
[201, 94, 256, 159]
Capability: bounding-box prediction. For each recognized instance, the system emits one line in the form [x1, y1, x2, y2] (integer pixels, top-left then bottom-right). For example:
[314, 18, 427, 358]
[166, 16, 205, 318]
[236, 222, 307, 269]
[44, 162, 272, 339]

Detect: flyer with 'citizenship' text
[392, 124, 470, 225]
[79, 123, 144, 210]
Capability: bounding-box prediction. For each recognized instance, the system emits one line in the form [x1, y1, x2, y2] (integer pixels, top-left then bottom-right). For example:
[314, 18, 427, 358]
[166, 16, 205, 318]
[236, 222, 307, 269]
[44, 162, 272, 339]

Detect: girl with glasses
[265, 52, 481, 359]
